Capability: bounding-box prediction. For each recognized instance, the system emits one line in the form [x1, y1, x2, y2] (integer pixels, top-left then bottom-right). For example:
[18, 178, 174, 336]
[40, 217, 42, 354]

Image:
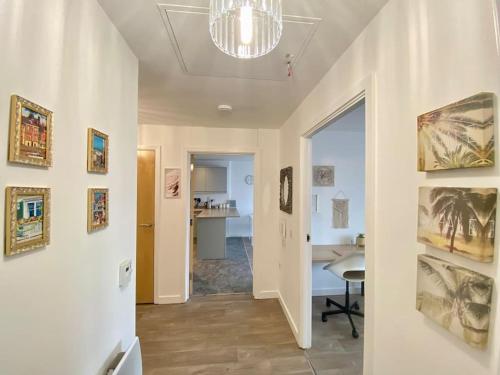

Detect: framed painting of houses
[8, 95, 53, 167]
[417, 186, 497, 263]
[88, 188, 109, 232]
[417, 92, 495, 172]
[87, 128, 109, 173]
[5, 187, 50, 256]
[416, 254, 493, 349]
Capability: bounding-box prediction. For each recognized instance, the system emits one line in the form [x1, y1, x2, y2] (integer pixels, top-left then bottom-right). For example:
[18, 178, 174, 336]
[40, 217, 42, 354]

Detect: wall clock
[245, 175, 254, 185]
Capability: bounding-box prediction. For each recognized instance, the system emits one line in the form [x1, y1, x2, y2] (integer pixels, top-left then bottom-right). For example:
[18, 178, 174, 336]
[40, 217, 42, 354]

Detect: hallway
[137, 294, 313, 374]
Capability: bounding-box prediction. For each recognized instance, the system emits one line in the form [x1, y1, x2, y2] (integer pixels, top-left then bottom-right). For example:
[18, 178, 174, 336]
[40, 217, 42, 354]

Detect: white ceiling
[98, 0, 388, 129]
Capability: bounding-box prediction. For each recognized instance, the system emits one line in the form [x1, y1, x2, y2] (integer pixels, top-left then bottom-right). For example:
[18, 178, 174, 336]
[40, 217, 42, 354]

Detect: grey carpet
[193, 237, 253, 296]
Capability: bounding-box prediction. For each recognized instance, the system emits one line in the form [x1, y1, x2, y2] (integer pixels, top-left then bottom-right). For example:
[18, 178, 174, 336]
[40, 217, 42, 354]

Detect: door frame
[137, 145, 162, 304]
[298, 74, 377, 372]
[182, 146, 260, 301]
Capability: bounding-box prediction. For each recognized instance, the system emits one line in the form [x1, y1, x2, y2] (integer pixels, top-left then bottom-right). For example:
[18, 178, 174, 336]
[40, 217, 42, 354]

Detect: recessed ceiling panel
[159, 4, 321, 81]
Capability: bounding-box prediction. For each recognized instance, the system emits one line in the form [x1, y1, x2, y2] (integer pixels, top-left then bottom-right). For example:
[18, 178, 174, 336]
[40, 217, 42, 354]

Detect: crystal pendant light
[209, 0, 283, 59]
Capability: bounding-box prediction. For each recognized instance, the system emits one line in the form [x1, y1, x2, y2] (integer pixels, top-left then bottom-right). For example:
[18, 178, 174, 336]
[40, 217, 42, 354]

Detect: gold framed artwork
[8, 95, 53, 167]
[87, 128, 109, 173]
[417, 92, 495, 172]
[5, 187, 50, 256]
[87, 188, 109, 233]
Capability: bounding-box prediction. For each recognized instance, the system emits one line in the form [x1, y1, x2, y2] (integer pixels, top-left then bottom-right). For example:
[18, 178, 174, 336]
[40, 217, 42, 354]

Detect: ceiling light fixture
[209, 0, 283, 59]
[217, 104, 233, 112]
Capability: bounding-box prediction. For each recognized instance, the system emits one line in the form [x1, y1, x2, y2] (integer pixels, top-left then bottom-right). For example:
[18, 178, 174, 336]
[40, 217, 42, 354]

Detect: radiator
[107, 337, 142, 375]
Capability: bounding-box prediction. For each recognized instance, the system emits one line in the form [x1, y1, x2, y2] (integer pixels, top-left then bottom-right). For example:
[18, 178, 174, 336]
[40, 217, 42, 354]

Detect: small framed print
[8, 95, 53, 167]
[5, 187, 50, 256]
[88, 188, 109, 233]
[165, 168, 181, 198]
[87, 128, 109, 173]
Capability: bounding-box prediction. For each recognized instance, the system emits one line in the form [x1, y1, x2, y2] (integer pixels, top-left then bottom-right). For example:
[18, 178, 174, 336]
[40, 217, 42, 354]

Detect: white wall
[138, 125, 280, 302]
[311, 107, 365, 245]
[279, 1, 500, 374]
[311, 106, 365, 296]
[227, 160, 254, 237]
[0, 1, 138, 374]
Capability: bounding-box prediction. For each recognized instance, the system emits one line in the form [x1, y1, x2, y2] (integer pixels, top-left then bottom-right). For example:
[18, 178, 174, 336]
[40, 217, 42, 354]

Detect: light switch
[119, 259, 133, 288]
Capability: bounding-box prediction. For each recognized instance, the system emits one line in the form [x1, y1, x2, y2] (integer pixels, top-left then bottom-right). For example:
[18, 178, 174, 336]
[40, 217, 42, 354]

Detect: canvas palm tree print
[417, 92, 495, 171]
[416, 254, 493, 349]
[417, 187, 497, 263]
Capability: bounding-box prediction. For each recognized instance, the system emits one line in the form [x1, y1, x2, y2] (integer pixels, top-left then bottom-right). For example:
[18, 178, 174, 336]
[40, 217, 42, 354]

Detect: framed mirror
[280, 167, 293, 214]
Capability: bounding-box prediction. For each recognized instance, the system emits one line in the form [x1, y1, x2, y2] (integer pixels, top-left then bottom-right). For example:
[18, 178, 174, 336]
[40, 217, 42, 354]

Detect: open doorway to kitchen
[306, 100, 366, 374]
[189, 153, 255, 296]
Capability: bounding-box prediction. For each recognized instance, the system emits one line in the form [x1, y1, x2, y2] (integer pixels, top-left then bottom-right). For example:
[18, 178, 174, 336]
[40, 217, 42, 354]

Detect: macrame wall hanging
[332, 191, 349, 229]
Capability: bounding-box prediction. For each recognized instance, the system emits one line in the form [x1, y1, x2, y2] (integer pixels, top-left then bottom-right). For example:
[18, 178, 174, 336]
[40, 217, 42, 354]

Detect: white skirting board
[277, 291, 300, 343]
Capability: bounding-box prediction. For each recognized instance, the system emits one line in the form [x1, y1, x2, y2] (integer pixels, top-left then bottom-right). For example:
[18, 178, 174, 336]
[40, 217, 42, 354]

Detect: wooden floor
[137, 294, 364, 374]
[137, 294, 313, 374]
[307, 295, 364, 374]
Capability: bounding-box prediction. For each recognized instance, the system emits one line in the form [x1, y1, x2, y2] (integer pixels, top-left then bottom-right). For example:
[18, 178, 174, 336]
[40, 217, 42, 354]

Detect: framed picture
[417, 92, 495, 171]
[8, 95, 53, 167]
[165, 168, 181, 198]
[88, 188, 109, 232]
[280, 167, 293, 214]
[5, 187, 50, 256]
[313, 165, 334, 186]
[417, 186, 496, 263]
[87, 128, 109, 173]
[417, 254, 493, 349]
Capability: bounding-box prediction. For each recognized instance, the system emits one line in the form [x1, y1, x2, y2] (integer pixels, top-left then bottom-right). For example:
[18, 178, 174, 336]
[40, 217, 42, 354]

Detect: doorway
[189, 153, 255, 296]
[298, 76, 377, 366]
[136, 148, 156, 304]
[306, 100, 366, 374]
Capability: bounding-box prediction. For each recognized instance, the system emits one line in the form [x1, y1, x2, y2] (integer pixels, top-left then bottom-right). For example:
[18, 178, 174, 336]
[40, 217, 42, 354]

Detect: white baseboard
[277, 291, 300, 342]
[254, 290, 279, 299]
[156, 294, 185, 304]
[312, 287, 361, 297]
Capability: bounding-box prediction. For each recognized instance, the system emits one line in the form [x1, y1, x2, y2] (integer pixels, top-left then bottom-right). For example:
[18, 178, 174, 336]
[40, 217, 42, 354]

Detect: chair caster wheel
[322, 314, 328, 323]
[352, 330, 359, 339]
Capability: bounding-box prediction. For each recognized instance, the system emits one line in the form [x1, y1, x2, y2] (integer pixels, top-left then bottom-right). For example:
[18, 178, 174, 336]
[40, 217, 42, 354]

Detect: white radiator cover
[107, 337, 142, 375]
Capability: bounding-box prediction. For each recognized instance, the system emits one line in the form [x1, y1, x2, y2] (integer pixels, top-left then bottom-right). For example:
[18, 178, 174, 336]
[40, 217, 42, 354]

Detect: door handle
[138, 223, 153, 228]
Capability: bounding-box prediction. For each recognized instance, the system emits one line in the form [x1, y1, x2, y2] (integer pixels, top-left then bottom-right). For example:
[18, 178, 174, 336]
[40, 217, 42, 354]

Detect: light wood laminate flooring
[137, 294, 313, 374]
[137, 294, 364, 374]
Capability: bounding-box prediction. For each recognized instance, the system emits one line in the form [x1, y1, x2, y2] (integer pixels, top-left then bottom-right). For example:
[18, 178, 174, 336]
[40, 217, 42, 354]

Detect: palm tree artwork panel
[416, 254, 493, 349]
[417, 92, 495, 171]
[417, 187, 497, 263]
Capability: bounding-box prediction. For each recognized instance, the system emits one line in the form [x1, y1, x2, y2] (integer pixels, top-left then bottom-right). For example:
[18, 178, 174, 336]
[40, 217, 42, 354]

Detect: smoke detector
[217, 104, 233, 112]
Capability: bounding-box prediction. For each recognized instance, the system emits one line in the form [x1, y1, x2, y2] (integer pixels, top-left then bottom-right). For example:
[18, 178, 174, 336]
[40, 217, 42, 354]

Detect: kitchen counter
[195, 208, 240, 260]
[196, 208, 240, 219]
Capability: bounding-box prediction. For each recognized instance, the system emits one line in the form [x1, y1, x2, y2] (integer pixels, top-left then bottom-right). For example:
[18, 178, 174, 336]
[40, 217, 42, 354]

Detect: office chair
[321, 252, 365, 338]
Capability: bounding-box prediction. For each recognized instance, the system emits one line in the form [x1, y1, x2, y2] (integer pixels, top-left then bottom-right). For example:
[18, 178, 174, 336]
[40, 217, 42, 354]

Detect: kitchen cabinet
[193, 167, 227, 193]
